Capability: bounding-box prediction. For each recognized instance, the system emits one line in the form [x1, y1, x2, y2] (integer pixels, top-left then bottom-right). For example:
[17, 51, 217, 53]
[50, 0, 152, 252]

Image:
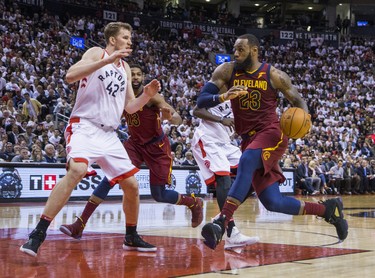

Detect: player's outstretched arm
[65, 48, 132, 84]
[125, 79, 161, 114]
[152, 93, 182, 125]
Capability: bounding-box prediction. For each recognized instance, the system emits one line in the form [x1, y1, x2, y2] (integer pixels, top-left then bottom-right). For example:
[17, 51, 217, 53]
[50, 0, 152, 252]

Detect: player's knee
[152, 193, 164, 202]
[150, 186, 164, 202]
[67, 161, 87, 182]
[120, 177, 139, 196]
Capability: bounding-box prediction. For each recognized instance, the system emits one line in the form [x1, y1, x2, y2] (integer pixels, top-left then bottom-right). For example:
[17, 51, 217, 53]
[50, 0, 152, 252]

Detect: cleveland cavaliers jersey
[228, 63, 279, 136]
[70, 50, 128, 129]
[124, 101, 163, 145]
[194, 100, 233, 143]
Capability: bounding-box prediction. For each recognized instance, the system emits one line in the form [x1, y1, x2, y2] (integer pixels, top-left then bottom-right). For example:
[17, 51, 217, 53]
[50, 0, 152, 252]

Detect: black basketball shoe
[19, 229, 47, 257]
[321, 198, 348, 241]
[201, 215, 226, 250]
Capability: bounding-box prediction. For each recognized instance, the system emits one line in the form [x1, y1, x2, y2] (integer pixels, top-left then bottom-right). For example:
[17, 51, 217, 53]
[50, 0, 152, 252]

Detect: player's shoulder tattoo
[272, 67, 291, 90]
[215, 62, 234, 82]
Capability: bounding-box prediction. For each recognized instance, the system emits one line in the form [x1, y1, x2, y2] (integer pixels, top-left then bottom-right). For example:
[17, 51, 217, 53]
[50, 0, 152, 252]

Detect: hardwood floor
[1, 195, 374, 277]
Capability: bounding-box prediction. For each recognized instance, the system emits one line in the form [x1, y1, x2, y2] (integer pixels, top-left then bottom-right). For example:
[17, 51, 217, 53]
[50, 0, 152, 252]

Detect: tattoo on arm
[278, 72, 290, 92]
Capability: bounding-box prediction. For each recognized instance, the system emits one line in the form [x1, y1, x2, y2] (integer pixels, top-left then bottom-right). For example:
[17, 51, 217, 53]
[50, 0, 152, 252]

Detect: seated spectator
[308, 160, 322, 193]
[19, 123, 37, 147]
[56, 144, 67, 163]
[7, 124, 22, 145]
[41, 114, 54, 130]
[181, 151, 197, 166]
[11, 147, 31, 162]
[6, 99, 17, 116]
[43, 143, 57, 163]
[174, 150, 184, 166]
[53, 96, 72, 116]
[315, 158, 330, 194]
[328, 160, 345, 194]
[31, 146, 46, 163]
[343, 158, 360, 195]
[49, 128, 62, 146]
[1, 142, 16, 161]
[295, 156, 318, 195]
[356, 159, 371, 194]
[359, 142, 374, 158]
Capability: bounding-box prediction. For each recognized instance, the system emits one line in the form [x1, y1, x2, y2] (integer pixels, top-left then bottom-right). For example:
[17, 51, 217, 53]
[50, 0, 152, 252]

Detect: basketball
[280, 107, 311, 139]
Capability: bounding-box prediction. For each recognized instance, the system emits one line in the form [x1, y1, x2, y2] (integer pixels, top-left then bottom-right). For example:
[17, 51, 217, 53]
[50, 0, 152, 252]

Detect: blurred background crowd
[0, 0, 374, 195]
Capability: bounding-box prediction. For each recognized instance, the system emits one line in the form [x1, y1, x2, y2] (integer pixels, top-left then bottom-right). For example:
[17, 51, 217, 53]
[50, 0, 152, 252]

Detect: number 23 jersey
[229, 62, 279, 136]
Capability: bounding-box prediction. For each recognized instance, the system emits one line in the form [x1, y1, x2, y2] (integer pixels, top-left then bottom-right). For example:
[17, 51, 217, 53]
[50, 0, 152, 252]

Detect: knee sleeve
[92, 176, 112, 200]
[150, 185, 179, 204]
[215, 175, 231, 210]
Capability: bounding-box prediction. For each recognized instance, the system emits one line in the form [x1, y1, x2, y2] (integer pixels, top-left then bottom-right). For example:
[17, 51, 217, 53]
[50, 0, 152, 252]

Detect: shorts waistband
[140, 133, 165, 145]
[69, 117, 114, 132]
[241, 130, 256, 140]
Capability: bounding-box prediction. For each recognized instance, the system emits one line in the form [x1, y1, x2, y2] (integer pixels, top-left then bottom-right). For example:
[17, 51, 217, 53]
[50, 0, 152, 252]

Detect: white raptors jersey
[70, 50, 128, 129]
[194, 100, 233, 143]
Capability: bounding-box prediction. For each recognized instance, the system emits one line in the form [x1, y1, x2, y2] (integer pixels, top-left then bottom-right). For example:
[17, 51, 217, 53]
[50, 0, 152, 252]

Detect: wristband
[219, 94, 225, 103]
[219, 116, 224, 123]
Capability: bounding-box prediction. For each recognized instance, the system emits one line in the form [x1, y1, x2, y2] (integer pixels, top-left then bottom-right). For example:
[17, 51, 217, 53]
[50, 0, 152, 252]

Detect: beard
[132, 83, 141, 90]
[234, 55, 253, 71]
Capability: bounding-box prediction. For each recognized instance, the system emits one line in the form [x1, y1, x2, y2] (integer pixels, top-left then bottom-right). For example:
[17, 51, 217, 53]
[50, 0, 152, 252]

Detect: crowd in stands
[0, 1, 374, 195]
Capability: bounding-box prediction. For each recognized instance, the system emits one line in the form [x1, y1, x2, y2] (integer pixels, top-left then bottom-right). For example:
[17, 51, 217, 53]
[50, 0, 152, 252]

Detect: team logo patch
[204, 160, 210, 168]
[263, 151, 271, 161]
[257, 72, 266, 79]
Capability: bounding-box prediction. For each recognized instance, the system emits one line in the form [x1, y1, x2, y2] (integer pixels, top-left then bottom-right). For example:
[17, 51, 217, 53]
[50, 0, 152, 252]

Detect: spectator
[56, 144, 67, 163]
[49, 129, 61, 146]
[1, 142, 16, 161]
[11, 147, 30, 162]
[43, 143, 57, 163]
[181, 151, 197, 166]
[31, 146, 46, 163]
[19, 123, 37, 147]
[7, 124, 21, 145]
[308, 160, 322, 193]
[357, 159, 371, 194]
[22, 92, 42, 122]
[359, 142, 374, 158]
[295, 156, 318, 195]
[13, 90, 25, 109]
[53, 97, 71, 117]
[343, 158, 360, 195]
[41, 114, 54, 130]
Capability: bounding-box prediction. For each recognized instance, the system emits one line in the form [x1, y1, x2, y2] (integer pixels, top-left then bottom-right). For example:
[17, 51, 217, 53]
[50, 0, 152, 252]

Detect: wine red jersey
[228, 63, 279, 137]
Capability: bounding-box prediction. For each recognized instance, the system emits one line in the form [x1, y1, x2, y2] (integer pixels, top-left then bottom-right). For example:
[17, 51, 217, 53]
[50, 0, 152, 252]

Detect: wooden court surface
[1, 195, 374, 277]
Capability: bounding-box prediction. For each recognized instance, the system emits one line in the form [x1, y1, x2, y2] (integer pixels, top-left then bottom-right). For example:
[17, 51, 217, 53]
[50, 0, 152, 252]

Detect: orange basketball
[280, 107, 311, 139]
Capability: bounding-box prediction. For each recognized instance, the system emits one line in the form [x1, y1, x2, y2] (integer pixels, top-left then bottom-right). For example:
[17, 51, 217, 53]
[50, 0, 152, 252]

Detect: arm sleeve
[196, 82, 221, 108]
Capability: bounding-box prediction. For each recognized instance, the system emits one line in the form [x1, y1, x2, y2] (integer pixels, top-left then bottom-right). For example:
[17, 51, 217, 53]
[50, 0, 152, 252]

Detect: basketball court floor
[1, 195, 374, 277]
